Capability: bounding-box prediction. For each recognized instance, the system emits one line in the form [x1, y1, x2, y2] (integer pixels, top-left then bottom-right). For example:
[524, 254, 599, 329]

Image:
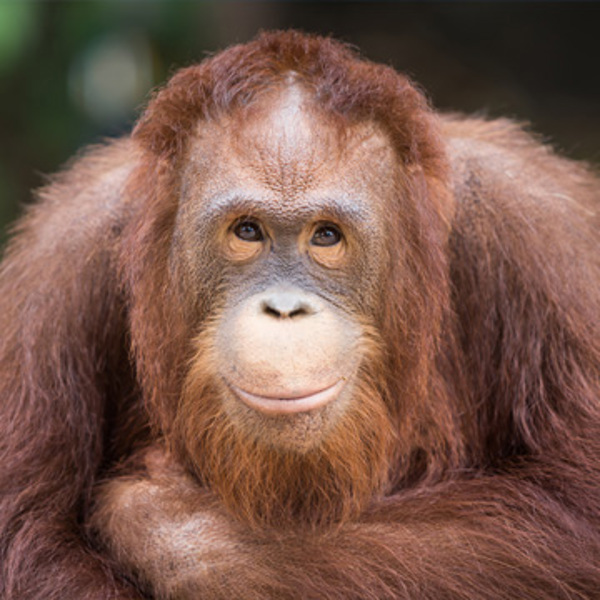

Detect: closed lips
[229, 379, 346, 414]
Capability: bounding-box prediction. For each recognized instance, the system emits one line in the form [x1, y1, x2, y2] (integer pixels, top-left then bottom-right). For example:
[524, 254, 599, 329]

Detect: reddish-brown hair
[0, 30, 599, 599]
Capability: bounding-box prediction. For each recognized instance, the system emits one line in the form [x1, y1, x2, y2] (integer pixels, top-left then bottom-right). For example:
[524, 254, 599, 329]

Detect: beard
[170, 325, 396, 528]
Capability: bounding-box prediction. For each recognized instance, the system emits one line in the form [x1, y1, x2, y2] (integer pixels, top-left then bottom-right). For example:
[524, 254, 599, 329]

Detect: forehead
[182, 82, 397, 218]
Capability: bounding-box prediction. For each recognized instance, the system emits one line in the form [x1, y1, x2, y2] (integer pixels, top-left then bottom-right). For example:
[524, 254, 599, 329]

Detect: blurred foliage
[0, 1, 598, 248]
[0, 2, 38, 75]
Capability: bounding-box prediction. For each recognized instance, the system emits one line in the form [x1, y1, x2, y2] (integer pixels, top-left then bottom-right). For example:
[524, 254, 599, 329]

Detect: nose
[260, 290, 316, 319]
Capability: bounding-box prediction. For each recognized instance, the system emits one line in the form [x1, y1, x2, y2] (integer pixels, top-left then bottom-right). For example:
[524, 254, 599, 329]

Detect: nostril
[261, 293, 314, 319]
[263, 304, 282, 318]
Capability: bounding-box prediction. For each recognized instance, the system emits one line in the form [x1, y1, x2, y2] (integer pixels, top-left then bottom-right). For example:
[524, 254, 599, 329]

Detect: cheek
[168, 230, 224, 316]
[311, 256, 384, 322]
[354, 238, 390, 318]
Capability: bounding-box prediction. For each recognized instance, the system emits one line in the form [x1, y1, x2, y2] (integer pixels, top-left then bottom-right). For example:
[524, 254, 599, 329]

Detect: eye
[310, 223, 342, 247]
[233, 219, 264, 242]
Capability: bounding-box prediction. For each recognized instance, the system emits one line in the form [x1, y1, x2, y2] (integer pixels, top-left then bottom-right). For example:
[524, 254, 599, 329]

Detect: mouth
[228, 379, 346, 415]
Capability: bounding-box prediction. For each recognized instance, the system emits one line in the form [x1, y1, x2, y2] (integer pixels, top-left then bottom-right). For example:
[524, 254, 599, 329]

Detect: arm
[91, 449, 600, 600]
[0, 140, 142, 599]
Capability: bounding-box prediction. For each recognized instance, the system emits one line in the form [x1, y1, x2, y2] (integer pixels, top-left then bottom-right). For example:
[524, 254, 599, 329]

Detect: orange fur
[0, 31, 599, 599]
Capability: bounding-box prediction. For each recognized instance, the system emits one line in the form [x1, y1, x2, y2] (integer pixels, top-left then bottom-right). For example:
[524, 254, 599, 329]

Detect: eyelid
[230, 215, 260, 229]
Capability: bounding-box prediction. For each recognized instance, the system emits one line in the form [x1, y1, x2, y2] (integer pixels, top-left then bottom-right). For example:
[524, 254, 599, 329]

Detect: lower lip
[229, 380, 346, 415]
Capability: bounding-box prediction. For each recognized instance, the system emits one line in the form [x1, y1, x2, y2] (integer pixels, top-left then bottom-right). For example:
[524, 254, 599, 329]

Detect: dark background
[1, 1, 598, 246]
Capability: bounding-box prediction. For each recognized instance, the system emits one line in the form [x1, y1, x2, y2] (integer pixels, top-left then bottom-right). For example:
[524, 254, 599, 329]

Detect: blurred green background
[0, 1, 598, 246]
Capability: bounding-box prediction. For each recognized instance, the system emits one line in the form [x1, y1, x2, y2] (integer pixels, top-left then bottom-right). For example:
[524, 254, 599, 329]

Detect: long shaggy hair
[1, 29, 599, 600]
